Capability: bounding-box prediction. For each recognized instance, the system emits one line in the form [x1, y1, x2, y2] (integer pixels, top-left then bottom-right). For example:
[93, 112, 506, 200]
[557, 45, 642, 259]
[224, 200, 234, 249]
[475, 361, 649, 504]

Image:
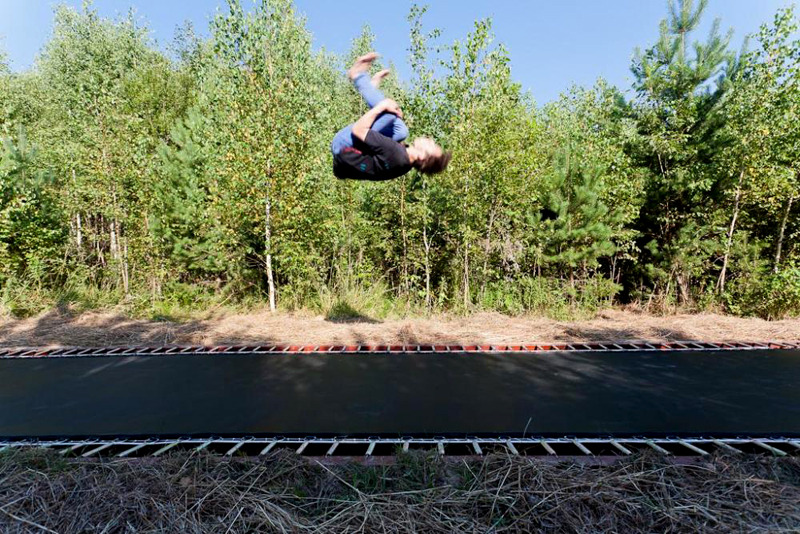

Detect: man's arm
[352, 99, 403, 141]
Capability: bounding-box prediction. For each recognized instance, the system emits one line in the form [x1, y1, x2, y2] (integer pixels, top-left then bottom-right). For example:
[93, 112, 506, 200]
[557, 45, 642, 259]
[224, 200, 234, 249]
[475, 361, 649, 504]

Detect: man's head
[409, 137, 452, 175]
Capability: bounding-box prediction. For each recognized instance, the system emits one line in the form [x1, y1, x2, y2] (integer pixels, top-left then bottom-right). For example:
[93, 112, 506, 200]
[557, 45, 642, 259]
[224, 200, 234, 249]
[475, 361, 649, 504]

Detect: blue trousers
[331, 72, 409, 155]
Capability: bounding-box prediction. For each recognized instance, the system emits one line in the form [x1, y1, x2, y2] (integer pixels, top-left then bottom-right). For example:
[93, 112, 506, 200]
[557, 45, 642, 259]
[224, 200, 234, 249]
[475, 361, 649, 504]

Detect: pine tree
[541, 148, 624, 282]
[630, 0, 735, 303]
[151, 110, 229, 279]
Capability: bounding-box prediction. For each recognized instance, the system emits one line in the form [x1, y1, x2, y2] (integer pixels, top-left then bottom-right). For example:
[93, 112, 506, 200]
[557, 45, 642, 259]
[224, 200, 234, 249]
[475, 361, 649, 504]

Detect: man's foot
[371, 69, 391, 88]
[348, 52, 378, 80]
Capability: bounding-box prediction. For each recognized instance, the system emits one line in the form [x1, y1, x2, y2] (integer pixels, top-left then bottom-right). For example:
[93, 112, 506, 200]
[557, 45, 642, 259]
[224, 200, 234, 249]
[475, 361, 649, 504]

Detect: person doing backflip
[331, 52, 451, 180]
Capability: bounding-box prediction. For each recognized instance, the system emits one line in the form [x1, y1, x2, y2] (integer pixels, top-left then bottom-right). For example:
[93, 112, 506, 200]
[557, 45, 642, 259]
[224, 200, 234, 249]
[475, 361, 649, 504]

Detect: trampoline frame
[3, 341, 799, 451]
[1, 437, 798, 458]
[1, 340, 799, 359]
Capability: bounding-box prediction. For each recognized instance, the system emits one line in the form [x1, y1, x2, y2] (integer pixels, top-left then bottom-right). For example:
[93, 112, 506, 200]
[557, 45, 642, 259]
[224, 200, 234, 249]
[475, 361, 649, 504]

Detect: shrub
[727, 263, 800, 320]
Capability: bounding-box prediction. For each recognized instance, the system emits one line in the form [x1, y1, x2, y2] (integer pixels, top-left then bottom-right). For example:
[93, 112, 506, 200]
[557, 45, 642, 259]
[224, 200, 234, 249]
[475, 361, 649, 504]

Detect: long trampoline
[1, 342, 799, 442]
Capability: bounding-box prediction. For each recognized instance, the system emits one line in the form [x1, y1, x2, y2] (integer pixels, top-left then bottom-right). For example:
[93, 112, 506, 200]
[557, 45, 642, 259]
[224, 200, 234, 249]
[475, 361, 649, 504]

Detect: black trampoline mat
[1, 349, 799, 439]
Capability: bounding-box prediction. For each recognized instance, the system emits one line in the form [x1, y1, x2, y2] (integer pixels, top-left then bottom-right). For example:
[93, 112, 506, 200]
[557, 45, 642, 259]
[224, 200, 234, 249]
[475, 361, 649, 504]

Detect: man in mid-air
[331, 52, 451, 180]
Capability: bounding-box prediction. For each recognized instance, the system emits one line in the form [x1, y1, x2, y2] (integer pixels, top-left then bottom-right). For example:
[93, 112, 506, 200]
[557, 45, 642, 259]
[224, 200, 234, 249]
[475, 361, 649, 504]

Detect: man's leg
[352, 71, 386, 108]
[353, 72, 409, 142]
[372, 114, 409, 142]
[373, 113, 409, 143]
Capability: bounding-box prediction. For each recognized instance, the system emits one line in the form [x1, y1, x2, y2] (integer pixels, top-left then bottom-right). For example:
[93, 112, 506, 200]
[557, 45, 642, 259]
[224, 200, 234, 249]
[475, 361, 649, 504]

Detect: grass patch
[325, 299, 379, 323]
[316, 281, 420, 322]
[0, 447, 72, 474]
[479, 276, 620, 320]
[0, 450, 798, 532]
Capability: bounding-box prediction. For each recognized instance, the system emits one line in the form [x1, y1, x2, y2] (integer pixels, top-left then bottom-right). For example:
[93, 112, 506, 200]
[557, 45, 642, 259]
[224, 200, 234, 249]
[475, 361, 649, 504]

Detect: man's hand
[352, 99, 404, 141]
[380, 98, 403, 119]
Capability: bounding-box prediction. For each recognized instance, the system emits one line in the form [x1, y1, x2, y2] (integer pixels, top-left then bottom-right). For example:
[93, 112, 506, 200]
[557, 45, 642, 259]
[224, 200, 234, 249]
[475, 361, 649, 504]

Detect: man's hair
[414, 151, 452, 175]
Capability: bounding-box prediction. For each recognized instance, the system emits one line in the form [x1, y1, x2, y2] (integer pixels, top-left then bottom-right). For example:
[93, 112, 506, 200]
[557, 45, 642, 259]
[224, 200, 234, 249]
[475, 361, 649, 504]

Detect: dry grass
[0, 448, 798, 533]
[0, 308, 799, 348]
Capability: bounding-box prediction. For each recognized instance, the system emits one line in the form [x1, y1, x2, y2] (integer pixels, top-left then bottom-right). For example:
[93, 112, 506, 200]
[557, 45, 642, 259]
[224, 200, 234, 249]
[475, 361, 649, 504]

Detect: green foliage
[539, 149, 624, 273]
[0, 129, 65, 283]
[134, 280, 228, 320]
[728, 262, 800, 319]
[0, 0, 798, 319]
[480, 277, 620, 319]
[629, 0, 737, 304]
[151, 110, 230, 278]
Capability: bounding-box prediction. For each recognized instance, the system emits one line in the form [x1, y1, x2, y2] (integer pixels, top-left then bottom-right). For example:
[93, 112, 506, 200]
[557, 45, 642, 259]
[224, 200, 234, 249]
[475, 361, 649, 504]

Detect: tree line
[0, 0, 798, 319]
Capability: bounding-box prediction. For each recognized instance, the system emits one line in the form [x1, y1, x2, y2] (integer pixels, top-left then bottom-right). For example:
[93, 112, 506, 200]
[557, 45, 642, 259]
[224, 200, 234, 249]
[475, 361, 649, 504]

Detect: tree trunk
[481, 206, 496, 298]
[400, 179, 409, 296]
[680, 31, 686, 64]
[97, 214, 106, 268]
[423, 226, 432, 310]
[774, 192, 795, 273]
[110, 218, 119, 260]
[677, 273, 690, 305]
[342, 188, 353, 281]
[462, 167, 471, 309]
[121, 234, 130, 296]
[76, 213, 83, 252]
[265, 188, 276, 313]
[72, 170, 83, 259]
[463, 239, 470, 309]
[717, 170, 744, 294]
[664, 268, 674, 307]
[103, 135, 119, 267]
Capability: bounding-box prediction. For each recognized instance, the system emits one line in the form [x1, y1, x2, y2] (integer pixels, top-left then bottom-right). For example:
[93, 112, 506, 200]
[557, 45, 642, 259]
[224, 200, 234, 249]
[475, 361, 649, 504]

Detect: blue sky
[0, 0, 793, 103]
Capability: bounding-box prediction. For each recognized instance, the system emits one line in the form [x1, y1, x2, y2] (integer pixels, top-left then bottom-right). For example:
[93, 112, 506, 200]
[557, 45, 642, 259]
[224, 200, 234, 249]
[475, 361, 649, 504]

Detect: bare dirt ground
[0, 308, 798, 347]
